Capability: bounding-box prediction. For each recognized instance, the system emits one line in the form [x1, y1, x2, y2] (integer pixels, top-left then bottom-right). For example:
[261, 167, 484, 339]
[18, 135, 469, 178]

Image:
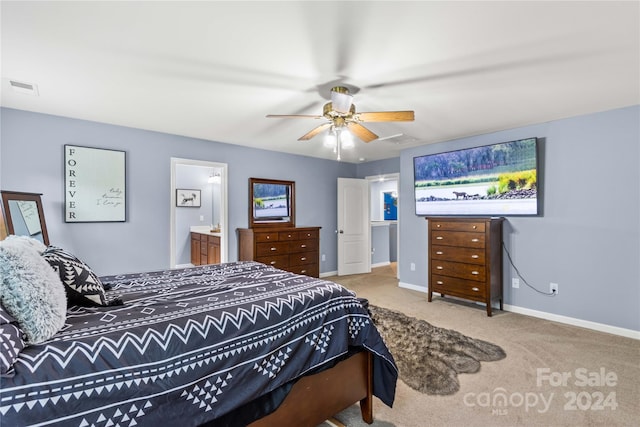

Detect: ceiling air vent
[9, 80, 39, 96]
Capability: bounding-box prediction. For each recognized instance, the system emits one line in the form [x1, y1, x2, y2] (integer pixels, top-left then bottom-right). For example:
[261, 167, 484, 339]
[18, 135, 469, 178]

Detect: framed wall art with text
[64, 144, 126, 222]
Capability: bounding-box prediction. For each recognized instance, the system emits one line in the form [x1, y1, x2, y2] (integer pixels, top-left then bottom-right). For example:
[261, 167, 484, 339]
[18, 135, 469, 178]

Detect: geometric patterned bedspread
[0, 261, 397, 426]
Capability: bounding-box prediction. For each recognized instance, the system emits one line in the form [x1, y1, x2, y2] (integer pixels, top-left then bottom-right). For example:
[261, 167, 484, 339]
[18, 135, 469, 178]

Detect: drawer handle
[270, 261, 276, 265]
[471, 271, 479, 275]
[436, 280, 444, 285]
[436, 224, 441, 228]
[471, 255, 479, 259]
[471, 238, 480, 242]
[266, 236, 271, 240]
[270, 247, 277, 251]
[472, 225, 477, 229]
[301, 244, 307, 248]
[472, 287, 480, 292]
[436, 251, 444, 255]
[436, 266, 443, 270]
[301, 270, 307, 273]
[301, 257, 307, 261]
[288, 234, 293, 238]
[436, 236, 444, 240]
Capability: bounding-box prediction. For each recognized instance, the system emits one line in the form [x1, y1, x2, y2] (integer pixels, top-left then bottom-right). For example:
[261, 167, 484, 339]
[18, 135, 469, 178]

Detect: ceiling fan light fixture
[339, 129, 354, 149]
[323, 127, 337, 148]
[330, 86, 353, 114]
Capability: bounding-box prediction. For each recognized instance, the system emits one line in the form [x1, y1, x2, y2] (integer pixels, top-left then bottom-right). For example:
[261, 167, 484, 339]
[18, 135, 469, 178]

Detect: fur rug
[368, 305, 506, 395]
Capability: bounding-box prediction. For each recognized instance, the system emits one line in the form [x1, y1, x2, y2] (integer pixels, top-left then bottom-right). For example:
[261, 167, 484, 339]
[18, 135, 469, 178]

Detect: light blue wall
[2, 106, 638, 331]
[371, 225, 390, 265]
[0, 108, 356, 275]
[356, 157, 400, 178]
[400, 105, 640, 331]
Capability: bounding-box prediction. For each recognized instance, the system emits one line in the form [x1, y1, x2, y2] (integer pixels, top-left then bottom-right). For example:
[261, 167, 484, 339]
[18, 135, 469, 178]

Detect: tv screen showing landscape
[253, 183, 291, 220]
[414, 137, 540, 216]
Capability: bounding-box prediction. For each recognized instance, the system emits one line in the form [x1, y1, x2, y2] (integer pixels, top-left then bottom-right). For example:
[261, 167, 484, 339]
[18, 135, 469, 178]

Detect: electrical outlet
[410, 262, 416, 271]
[550, 282, 559, 295]
[512, 278, 520, 288]
[321, 254, 326, 262]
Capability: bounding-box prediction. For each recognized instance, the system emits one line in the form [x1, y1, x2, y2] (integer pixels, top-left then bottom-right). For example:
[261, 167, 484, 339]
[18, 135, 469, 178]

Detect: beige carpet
[322, 264, 640, 427]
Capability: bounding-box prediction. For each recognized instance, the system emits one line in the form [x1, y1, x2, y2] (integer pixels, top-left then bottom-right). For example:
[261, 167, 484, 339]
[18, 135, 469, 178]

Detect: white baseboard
[175, 263, 194, 269]
[503, 304, 640, 340]
[320, 270, 338, 278]
[397, 283, 638, 339]
[399, 282, 428, 293]
[371, 261, 391, 268]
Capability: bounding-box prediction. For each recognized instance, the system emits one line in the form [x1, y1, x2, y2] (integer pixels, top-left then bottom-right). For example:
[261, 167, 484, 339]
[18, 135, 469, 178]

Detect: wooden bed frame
[249, 351, 373, 426]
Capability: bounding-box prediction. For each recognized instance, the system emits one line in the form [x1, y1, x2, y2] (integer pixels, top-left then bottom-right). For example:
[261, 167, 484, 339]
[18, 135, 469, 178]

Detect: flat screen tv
[414, 137, 540, 216]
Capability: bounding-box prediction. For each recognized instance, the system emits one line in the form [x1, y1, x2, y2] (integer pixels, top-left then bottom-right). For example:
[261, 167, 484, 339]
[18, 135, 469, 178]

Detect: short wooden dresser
[237, 227, 321, 277]
[426, 217, 504, 316]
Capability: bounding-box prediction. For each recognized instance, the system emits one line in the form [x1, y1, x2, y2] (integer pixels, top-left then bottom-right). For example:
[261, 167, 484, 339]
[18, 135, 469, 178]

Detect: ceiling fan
[266, 86, 415, 143]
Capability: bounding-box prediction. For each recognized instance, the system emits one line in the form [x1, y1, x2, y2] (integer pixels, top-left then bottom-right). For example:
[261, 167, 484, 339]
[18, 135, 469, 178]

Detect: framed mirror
[249, 178, 295, 228]
[0, 191, 50, 245]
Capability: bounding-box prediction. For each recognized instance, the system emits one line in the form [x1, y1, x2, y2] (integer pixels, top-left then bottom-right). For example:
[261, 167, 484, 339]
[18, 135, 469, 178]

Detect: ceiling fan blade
[298, 122, 333, 141]
[347, 122, 378, 143]
[266, 114, 325, 119]
[356, 111, 415, 122]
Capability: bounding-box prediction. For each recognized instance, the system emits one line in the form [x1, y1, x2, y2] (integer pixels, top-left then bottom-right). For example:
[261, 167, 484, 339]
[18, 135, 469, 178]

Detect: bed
[0, 255, 397, 427]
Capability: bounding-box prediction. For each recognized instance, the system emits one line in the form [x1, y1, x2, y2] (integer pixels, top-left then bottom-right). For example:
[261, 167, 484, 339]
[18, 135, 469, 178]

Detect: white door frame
[366, 173, 400, 279]
[170, 158, 228, 268]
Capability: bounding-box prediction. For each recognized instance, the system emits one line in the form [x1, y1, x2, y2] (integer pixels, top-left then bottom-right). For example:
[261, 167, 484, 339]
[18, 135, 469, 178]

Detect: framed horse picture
[176, 189, 201, 207]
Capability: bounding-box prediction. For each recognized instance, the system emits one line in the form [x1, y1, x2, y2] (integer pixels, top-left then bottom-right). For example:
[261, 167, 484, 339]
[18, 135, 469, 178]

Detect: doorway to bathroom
[170, 158, 228, 268]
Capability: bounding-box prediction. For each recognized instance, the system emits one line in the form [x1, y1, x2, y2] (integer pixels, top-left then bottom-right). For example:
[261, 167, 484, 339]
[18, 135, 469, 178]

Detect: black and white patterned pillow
[0, 304, 26, 376]
[42, 246, 120, 307]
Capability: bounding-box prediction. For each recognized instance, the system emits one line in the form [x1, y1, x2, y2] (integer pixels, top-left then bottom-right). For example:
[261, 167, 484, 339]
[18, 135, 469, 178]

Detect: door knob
[339, 230, 344, 234]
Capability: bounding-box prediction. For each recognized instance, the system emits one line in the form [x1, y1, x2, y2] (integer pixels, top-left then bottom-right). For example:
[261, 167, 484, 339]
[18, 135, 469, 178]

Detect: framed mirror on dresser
[0, 191, 50, 245]
[248, 177, 295, 228]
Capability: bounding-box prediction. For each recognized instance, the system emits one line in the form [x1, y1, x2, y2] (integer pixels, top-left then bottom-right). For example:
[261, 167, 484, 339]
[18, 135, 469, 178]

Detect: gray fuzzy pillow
[0, 240, 67, 344]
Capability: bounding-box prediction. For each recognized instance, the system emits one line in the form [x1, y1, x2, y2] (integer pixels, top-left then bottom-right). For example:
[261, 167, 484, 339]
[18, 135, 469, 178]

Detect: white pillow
[1, 235, 47, 254]
[0, 239, 67, 344]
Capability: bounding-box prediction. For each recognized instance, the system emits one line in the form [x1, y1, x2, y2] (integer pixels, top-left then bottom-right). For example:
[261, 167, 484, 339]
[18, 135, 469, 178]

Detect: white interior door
[337, 178, 371, 276]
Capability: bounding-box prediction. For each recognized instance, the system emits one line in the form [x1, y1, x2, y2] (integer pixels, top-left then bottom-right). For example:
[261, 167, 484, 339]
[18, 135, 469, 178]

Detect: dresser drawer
[278, 231, 299, 241]
[431, 245, 485, 265]
[298, 229, 319, 240]
[256, 255, 289, 269]
[431, 231, 485, 248]
[431, 260, 485, 281]
[256, 241, 290, 256]
[289, 238, 318, 253]
[288, 264, 319, 277]
[255, 232, 280, 242]
[289, 251, 318, 267]
[431, 274, 487, 299]
[431, 220, 486, 233]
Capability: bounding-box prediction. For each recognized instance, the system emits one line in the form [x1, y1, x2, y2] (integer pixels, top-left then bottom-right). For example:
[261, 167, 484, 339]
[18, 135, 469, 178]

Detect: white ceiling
[1, 1, 638, 163]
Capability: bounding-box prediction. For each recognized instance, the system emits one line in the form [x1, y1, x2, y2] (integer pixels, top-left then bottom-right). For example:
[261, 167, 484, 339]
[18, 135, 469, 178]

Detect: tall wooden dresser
[426, 217, 504, 316]
[237, 227, 321, 277]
